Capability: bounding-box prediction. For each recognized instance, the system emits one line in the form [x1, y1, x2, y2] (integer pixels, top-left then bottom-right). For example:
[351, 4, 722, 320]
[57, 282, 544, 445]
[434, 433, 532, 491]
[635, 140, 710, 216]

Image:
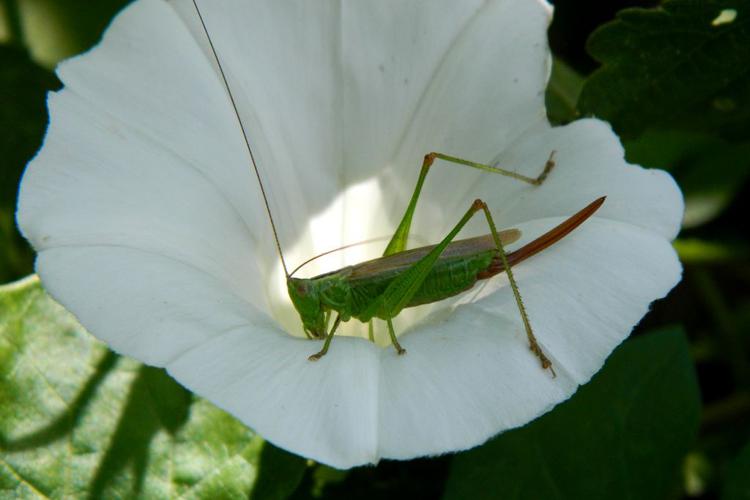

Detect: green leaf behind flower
[625, 129, 750, 227]
[444, 328, 701, 500]
[0, 276, 306, 499]
[545, 58, 584, 125]
[579, 0, 750, 141]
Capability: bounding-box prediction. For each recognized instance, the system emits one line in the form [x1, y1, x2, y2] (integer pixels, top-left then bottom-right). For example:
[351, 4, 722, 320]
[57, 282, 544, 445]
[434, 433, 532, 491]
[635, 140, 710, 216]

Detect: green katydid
[192, 0, 604, 376]
[290, 156, 604, 376]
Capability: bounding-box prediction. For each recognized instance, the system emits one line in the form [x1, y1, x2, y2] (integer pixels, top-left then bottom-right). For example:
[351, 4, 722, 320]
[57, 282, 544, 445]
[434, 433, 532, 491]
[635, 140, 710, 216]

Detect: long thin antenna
[289, 236, 393, 277]
[191, 0, 290, 277]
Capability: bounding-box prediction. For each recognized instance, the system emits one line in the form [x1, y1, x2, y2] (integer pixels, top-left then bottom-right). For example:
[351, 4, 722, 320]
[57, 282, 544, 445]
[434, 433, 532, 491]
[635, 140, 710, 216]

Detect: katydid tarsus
[192, 0, 605, 377]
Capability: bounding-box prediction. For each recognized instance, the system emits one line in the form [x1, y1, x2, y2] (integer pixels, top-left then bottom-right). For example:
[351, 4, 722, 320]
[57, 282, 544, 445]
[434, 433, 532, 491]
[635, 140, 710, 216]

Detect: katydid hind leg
[479, 202, 556, 377]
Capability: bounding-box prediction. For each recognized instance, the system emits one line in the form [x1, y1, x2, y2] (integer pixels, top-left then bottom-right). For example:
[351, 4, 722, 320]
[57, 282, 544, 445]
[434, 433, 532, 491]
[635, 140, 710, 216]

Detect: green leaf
[625, 130, 750, 227]
[724, 441, 750, 500]
[444, 328, 701, 500]
[578, 0, 750, 141]
[0, 276, 307, 499]
[545, 58, 584, 125]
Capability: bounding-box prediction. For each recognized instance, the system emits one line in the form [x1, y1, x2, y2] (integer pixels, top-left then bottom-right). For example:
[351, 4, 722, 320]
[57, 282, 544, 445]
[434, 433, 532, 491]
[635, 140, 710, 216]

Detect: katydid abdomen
[337, 238, 499, 321]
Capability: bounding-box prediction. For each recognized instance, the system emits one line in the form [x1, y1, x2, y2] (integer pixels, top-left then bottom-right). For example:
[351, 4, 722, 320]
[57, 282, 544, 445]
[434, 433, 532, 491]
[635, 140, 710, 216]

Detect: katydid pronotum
[192, 0, 604, 377]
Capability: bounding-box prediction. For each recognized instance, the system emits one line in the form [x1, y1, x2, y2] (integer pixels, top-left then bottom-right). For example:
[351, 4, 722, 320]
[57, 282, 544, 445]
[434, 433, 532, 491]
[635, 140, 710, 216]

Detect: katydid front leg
[309, 314, 342, 361]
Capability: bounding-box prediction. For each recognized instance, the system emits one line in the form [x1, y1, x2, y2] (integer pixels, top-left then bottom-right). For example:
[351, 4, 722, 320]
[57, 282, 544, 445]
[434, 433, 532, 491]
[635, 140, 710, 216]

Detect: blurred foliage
[0, 44, 58, 282]
[0, 0, 748, 498]
[444, 329, 700, 499]
[0, 277, 307, 499]
[7, 0, 131, 67]
[545, 59, 583, 125]
[626, 130, 750, 228]
[674, 238, 749, 265]
[723, 441, 750, 499]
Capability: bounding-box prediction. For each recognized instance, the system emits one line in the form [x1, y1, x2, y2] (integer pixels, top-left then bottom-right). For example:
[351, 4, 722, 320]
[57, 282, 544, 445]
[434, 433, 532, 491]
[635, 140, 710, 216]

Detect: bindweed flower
[17, 0, 683, 468]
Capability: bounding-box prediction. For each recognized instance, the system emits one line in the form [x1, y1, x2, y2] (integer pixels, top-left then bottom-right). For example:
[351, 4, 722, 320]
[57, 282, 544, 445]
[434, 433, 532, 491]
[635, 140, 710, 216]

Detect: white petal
[383, 0, 553, 231]
[35, 246, 260, 367]
[168, 329, 381, 469]
[474, 119, 684, 239]
[48, 0, 284, 267]
[18, 90, 268, 311]
[169, 0, 553, 251]
[167, 0, 346, 247]
[339, 0, 551, 174]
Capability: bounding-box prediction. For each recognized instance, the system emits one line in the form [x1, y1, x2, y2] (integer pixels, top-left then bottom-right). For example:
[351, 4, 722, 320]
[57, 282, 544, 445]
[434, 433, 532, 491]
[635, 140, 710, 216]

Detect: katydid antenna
[191, 0, 290, 277]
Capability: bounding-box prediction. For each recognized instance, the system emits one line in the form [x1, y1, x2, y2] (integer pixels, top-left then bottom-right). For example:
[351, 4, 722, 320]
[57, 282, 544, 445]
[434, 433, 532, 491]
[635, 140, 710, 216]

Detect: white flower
[17, 0, 683, 468]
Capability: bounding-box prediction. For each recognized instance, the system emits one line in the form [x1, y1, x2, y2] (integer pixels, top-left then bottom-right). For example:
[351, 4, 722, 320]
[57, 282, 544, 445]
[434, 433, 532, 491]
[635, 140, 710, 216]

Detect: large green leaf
[0, 276, 306, 499]
[444, 328, 701, 500]
[579, 0, 750, 141]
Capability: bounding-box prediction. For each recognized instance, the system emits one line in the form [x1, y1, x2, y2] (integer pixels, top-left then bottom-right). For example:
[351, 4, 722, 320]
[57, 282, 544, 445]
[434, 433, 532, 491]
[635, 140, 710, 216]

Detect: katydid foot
[308, 351, 325, 362]
[307, 314, 341, 361]
[529, 342, 556, 378]
[386, 318, 407, 356]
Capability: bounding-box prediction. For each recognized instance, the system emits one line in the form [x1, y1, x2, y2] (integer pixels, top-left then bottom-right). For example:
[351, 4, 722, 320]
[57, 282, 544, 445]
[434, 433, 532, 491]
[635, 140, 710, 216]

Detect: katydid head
[287, 278, 327, 338]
